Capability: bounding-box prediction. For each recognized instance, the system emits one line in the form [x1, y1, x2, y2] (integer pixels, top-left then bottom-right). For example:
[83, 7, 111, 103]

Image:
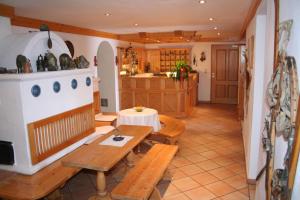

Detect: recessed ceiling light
[217, 32, 221, 36]
[134, 23, 139, 26]
[157, 40, 160, 43]
[198, 0, 206, 4]
[104, 13, 111, 16]
[209, 17, 214, 21]
[214, 27, 218, 30]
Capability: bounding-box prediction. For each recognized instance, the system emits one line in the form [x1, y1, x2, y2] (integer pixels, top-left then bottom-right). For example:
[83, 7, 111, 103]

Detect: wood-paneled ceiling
[0, 0, 254, 43]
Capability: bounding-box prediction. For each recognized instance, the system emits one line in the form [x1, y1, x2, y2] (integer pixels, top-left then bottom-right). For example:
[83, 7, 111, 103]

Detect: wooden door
[211, 45, 239, 104]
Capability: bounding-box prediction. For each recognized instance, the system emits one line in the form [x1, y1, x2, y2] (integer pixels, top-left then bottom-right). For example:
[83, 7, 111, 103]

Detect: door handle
[211, 73, 215, 78]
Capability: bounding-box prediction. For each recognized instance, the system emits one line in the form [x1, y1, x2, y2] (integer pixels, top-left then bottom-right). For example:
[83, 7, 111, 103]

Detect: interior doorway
[211, 45, 239, 104]
[97, 41, 117, 112]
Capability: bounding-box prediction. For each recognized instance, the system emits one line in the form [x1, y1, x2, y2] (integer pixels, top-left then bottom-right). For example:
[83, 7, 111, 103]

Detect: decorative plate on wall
[53, 81, 61, 93]
[86, 77, 91, 86]
[71, 79, 77, 89]
[31, 85, 41, 97]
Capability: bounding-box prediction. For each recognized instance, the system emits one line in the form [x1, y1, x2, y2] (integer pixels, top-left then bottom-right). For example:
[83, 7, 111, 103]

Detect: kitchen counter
[119, 73, 198, 117]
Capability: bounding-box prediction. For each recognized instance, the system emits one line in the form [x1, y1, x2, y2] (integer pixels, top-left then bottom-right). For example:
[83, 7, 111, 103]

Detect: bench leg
[149, 187, 162, 200]
[126, 150, 135, 168]
[162, 170, 173, 181]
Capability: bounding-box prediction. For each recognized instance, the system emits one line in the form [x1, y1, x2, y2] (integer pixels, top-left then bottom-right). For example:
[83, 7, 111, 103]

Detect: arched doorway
[97, 41, 117, 112]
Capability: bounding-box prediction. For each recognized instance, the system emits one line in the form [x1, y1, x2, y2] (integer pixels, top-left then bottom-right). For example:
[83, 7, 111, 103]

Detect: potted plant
[172, 61, 192, 81]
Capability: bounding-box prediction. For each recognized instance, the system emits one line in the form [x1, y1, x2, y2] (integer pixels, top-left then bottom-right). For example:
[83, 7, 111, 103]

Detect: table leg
[89, 171, 111, 200]
[126, 150, 135, 168]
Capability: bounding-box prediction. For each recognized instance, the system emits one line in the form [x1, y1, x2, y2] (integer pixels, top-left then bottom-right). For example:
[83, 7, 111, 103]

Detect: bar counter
[119, 73, 198, 117]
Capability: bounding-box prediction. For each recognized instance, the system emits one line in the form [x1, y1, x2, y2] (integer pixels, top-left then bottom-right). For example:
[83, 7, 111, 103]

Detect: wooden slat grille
[28, 104, 95, 164]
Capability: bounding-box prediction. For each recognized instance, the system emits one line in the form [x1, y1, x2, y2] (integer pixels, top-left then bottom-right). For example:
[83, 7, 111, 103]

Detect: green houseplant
[172, 61, 192, 81]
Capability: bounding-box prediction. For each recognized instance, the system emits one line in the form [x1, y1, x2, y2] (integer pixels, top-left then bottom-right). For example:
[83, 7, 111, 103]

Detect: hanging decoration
[200, 51, 206, 62]
[257, 19, 299, 200]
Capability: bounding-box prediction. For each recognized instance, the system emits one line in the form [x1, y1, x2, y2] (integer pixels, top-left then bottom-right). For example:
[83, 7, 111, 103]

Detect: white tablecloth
[116, 108, 161, 132]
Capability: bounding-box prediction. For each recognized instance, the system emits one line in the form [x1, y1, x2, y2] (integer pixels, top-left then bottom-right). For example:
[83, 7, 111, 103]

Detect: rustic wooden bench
[111, 144, 178, 200]
[0, 158, 80, 200]
[154, 115, 185, 145]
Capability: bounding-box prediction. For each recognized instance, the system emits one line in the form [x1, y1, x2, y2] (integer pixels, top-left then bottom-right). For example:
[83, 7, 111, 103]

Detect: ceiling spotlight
[198, 0, 206, 4]
[157, 40, 160, 43]
[134, 23, 139, 26]
[104, 13, 111, 16]
[214, 27, 218, 30]
[209, 17, 214, 21]
[217, 32, 221, 36]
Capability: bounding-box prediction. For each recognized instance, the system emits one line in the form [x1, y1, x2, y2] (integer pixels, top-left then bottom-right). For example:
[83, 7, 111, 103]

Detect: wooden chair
[111, 144, 178, 200]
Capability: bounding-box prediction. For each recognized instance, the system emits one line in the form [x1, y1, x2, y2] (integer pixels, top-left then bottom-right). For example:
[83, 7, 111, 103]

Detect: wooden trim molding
[11, 16, 118, 39]
[0, 4, 14, 18]
[240, 0, 262, 39]
[0, 3, 118, 40]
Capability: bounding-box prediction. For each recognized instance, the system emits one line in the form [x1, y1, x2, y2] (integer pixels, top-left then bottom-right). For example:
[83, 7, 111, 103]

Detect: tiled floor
[61, 104, 255, 200]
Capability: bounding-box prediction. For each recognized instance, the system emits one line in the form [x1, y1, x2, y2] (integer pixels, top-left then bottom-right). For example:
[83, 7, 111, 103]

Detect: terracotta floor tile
[157, 183, 181, 197]
[212, 157, 234, 167]
[185, 154, 208, 163]
[184, 187, 216, 200]
[239, 187, 249, 196]
[197, 160, 221, 171]
[170, 168, 188, 180]
[208, 167, 236, 180]
[172, 157, 193, 168]
[179, 164, 204, 176]
[204, 181, 236, 197]
[164, 193, 191, 200]
[220, 191, 249, 200]
[191, 172, 219, 185]
[200, 151, 220, 159]
[191, 146, 211, 153]
[172, 177, 200, 191]
[223, 175, 248, 189]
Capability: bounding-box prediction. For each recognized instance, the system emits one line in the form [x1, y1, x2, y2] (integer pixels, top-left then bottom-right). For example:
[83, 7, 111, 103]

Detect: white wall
[242, 0, 300, 199]
[146, 42, 243, 102]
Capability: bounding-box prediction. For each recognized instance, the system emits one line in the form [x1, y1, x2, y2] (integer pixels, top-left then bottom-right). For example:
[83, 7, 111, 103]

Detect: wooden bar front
[119, 74, 198, 117]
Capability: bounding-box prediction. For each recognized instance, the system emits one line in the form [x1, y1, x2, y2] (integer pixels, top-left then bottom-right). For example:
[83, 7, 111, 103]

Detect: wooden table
[62, 125, 153, 200]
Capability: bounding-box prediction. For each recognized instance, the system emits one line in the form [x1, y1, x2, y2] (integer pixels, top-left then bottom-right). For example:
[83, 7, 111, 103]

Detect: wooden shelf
[159, 48, 191, 72]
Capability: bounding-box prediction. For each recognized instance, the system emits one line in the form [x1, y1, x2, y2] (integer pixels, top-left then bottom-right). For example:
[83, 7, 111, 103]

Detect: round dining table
[116, 108, 161, 132]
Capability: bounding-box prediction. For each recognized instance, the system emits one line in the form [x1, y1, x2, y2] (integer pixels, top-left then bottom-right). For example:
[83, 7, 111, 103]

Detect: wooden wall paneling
[149, 78, 161, 90]
[240, 0, 263, 39]
[93, 91, 101, 114]
[120, 91, 133, 109]
[163, 92, 177, 113]
[135, 92, 148, 107]
[27, 104, 95, 164]
[146, 50, 161, 73]
[148, 92, 162, 112]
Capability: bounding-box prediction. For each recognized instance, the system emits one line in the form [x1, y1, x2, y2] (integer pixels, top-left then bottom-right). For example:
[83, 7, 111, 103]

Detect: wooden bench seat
[0, 158, 80, 200]
[111, 144, 178, 200]
[155, 115, 185, 144]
